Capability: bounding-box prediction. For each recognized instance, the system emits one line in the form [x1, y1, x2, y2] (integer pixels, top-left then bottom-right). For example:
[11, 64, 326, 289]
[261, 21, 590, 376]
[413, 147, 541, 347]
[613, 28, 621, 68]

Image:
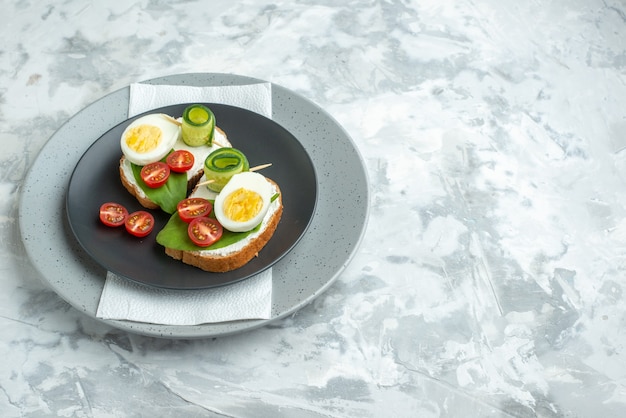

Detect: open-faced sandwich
[100, 103, 283, 273]
[157, 170, 283, 272]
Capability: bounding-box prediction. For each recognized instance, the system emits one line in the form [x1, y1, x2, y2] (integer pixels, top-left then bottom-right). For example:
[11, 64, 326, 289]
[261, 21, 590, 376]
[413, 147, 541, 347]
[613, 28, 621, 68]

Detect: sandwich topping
[214, 172, 272, 233]
[203, 147, 249, 192]
[181, 104, 215, 146]
[104, 103, 282, 272]
[120, 113, 180, 165]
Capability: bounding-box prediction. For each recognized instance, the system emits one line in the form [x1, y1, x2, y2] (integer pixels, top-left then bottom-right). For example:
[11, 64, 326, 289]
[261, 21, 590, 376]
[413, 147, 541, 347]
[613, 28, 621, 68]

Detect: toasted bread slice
[119, 126, 230, 211]
[163, 177, 283, 273]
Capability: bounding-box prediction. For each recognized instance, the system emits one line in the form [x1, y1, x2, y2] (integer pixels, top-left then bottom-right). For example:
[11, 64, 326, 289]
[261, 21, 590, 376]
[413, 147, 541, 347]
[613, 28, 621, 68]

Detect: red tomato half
[125, 211, 155, 238]
[188, 217, 223, 247]
[166, 150, 195, 173]
[140, 162, 170, 188]
[99, 202, 128, 227]
[177, 197, 213, 223]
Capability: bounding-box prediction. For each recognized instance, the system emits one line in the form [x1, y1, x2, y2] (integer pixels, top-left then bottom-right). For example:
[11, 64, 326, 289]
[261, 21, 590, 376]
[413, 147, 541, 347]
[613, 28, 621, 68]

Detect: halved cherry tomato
[177, 197, 213, 223]
[125, 211, 155, 238]
[188, 216, 223, 247]
[166, 150, 195, 173]
[140, 162, 170, 188]
[99, 202, 128, 227]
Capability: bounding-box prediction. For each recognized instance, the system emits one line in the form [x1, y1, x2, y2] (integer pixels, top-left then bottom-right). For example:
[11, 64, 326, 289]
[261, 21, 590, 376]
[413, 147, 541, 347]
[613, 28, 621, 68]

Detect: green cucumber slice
[203, 147, 249, 192]
[181, 104, 215, 146]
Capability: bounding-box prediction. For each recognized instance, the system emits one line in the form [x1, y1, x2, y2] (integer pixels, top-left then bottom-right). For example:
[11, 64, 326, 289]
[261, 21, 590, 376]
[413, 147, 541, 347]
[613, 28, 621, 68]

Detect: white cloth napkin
[96, 81, 274, 325]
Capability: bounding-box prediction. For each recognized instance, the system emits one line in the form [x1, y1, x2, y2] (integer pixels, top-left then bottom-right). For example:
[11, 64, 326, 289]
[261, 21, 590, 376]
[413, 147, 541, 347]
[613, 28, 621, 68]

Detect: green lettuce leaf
[131, 162, 187, 214]
[156, 212, 261, 251]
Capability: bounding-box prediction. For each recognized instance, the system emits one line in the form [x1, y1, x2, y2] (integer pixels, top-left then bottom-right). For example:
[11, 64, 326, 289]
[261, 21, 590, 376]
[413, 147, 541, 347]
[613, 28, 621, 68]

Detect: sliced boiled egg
[120, 113, 181, 166]
[214, 172, 272, 232]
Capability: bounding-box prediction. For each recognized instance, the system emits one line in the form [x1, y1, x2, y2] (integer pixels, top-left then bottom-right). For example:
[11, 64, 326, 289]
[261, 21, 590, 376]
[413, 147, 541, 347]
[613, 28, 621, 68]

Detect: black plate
[66, 103, 317, 290]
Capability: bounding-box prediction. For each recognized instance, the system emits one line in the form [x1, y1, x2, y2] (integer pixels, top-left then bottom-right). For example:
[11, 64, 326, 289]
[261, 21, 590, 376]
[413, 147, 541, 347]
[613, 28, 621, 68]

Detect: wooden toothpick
[161, 114, 182, 126]
[249, 163, 272, 172]
[195, 163, 272, 188]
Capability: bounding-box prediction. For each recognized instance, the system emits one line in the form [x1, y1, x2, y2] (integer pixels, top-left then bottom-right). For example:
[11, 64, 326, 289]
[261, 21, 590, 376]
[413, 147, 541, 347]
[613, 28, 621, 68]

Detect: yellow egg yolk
[223, 188, 263, 222]
[125, 124, 162, 153]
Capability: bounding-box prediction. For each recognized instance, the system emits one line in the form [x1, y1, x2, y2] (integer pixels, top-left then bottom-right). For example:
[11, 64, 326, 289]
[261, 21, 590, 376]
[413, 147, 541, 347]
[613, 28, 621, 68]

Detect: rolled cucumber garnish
[204, 147, 250, 192]
[181, 104, 215, 146]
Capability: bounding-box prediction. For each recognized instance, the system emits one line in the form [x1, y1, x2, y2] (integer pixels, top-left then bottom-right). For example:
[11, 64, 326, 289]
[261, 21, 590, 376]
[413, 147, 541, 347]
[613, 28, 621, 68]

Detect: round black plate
[66, 103, 317, 290]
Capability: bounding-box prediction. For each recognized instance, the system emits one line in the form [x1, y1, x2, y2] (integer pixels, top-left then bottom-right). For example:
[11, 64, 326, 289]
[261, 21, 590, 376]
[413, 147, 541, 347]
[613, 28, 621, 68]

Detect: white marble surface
[2, 0, 626, 416]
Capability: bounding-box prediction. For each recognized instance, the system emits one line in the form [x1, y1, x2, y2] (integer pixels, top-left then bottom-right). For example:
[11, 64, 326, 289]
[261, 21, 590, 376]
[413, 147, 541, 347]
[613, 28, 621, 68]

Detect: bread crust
[119, 157, 159, 209]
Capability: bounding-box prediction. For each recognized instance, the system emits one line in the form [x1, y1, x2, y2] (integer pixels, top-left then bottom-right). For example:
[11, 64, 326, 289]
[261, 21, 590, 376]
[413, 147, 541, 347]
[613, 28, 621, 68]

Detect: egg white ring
[120, 114, 181, 166]
[214, 171, 272, 233]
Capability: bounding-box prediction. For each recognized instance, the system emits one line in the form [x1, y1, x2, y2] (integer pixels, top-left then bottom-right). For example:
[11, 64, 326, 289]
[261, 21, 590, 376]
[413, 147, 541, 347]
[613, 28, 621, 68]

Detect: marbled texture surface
[2, 0, 626, 416]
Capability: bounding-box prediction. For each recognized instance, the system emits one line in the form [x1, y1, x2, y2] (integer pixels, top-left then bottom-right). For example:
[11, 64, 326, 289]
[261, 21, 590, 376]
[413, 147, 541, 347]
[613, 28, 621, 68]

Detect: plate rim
[18, 72, 370, 338]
